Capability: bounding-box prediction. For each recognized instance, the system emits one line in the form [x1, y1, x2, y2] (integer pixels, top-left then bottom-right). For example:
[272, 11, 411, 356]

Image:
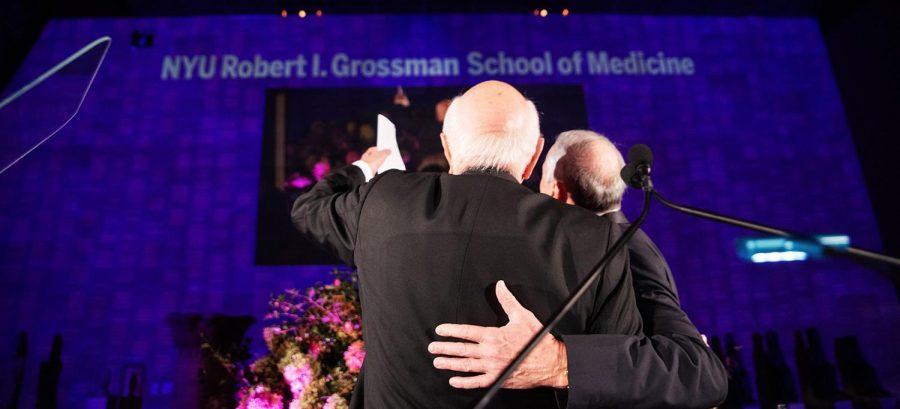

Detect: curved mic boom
[618, 143, 900, 269]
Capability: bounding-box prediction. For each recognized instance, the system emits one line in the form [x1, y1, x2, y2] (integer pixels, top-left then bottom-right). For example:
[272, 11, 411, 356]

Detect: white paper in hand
[376, 114, 406, 172]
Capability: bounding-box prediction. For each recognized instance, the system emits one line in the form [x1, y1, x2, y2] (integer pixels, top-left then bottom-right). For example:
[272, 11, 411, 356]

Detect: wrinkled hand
[361, 147, 391, 175]
[428, 280, 568, 389]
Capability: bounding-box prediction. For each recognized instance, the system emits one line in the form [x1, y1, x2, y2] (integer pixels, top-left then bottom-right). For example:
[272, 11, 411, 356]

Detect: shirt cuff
[352, 160, 375, 182]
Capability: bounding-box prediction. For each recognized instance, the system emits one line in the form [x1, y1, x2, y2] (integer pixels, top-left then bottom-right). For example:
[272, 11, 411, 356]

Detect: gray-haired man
[429, 130, 728, 408]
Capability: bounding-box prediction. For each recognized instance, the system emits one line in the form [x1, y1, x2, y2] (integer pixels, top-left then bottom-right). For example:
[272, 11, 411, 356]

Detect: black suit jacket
[558, 211, 727, 408]
[292, 166, 642, 408]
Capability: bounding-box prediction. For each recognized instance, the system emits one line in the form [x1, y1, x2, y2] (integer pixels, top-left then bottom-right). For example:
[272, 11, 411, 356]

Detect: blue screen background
[1, 14, 897, 406]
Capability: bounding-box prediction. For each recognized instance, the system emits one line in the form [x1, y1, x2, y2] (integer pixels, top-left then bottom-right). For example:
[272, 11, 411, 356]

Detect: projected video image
[255, 85, 588, 265]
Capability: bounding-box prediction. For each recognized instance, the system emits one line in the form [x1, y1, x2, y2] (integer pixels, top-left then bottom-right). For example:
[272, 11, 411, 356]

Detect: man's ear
[521, 137, 545, 182]
[440, 132, 452, 169]
[553, 179, 569, 202]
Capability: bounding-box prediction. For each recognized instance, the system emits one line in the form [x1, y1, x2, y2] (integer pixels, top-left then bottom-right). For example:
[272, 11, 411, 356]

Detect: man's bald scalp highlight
[441, 81, 541, 178]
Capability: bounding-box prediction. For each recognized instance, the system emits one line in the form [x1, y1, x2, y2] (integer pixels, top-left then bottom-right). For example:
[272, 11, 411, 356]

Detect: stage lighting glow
[562, 8, 570, 16]
[750, 251, 809, 263]
[280, 9, 287, 17]
[818, 235, 850, 246]
[540, 9, 548, 17]
[316, 10, 323, 17]
[299, 10, 307, 18]
[533, 9, 540, 16]
[737, 234, 850, 263]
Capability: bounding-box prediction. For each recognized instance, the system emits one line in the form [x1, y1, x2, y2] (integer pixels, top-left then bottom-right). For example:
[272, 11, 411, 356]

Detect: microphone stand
[627, 149, 899, 269]
[473, 186, 654, 409]
[650, 190, 900, 269]
[475, 145, 899, 408]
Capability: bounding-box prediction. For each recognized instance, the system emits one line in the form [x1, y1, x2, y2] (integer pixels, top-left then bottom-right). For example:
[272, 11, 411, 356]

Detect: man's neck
[458, 166, 521, 183]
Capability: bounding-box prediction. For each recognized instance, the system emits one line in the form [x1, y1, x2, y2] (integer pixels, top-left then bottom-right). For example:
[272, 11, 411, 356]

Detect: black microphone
[620, 144, 653, 190]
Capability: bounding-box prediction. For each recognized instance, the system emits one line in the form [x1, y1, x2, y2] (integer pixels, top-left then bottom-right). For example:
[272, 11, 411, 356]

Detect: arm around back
[562, 333, 726, 409]
[561, 226, 727, 408]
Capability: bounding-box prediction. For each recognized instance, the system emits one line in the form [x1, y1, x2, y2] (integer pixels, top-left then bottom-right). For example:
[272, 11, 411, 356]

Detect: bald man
[292, 82, 642, 408]
[430, 130, 728, 408]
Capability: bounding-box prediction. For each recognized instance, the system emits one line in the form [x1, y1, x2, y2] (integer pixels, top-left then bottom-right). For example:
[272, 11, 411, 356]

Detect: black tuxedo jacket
[292, 166, 642, 408]
[348, 209, 729, 409]
[345, 208, 728, 408]
[557, 211, 727, 408]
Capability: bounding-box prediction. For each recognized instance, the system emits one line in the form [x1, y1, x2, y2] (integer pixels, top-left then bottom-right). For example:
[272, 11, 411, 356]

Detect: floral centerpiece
[233, 271, 364, 409]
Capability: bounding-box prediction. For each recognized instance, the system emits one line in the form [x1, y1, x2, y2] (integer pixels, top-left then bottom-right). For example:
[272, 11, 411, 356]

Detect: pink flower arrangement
[238, 385, 282, 409]
[283, 359, 315, 397]
[323, 394, 348, 409]
[308, 341, 322, 359]
[343, 341, 365, 374]
[231, 271, 364, 409]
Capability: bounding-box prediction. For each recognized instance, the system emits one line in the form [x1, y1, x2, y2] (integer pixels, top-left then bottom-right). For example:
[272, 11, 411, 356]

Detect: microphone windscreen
[620, 164, 640, 188]
[627, 144, 653, 166]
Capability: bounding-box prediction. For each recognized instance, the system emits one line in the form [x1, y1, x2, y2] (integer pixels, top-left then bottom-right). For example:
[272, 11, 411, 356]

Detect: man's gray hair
[548, 130, 627, 214]
[442, 97, 541, 176]
[542, 130, 598, 184]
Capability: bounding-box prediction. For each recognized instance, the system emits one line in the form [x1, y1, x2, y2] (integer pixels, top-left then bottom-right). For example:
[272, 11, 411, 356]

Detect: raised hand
[361, 147, 391, 176]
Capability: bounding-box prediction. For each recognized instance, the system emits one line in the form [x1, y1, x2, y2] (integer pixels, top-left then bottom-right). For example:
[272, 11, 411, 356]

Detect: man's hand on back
[428, 280, 569, 390]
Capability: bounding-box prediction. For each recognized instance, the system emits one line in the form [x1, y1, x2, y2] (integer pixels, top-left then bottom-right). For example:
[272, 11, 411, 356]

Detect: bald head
[441, 81, 543, 181]
[449, 81, 534, 136]
[543, 130, 626, 214]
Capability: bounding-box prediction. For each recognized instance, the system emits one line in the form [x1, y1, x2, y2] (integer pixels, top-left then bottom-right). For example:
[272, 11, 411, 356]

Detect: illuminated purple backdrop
[1, 15, 897, 407]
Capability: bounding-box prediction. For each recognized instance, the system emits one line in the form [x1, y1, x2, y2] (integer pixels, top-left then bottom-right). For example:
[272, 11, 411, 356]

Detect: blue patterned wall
[1, 15, 897, 407]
